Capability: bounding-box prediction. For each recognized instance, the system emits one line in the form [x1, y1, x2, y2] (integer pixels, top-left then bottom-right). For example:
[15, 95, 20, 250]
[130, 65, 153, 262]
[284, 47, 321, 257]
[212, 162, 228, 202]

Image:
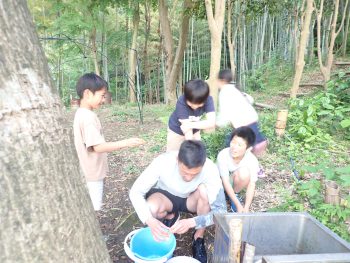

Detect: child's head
[229, 126, 256, 158]
[218, 69, 233, 83]
[184, 79, 209, 109]
[76, 73, 108, 109]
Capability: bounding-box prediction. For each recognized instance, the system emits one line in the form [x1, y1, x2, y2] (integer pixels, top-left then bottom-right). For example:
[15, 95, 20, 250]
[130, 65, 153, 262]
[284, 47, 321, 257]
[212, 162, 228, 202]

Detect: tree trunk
[158, 0, 174, 103]
[290, 0, 314, 98]
[166, 0, 191, 104]
[342, 1, 350, 56]
[227, 0, 240, 81]
[143, 0, 152, 104]
[128, 1, 139, 103]
[115, 7, 119, 102]
[90, 26, 100, 76]
[316, 0, 349, 83]
[205, 0, 226, 106]
[159, 0, 191, 105]
[0, 1, 111, 262]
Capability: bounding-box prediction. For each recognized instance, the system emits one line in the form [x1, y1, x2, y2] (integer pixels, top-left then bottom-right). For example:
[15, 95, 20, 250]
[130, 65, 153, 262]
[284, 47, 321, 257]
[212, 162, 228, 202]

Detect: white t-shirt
[129, 152, 226, 228]
[216, 84, 258, 128]
[216, 148, 259, 183]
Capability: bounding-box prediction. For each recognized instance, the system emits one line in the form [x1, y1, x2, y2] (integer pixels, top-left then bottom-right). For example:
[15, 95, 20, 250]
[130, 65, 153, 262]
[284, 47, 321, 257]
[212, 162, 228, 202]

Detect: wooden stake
[325, 181, 340, 205]
[242, 243, 255, 263]
[229, 219, 243, 263]
[275, 109, 288, 137]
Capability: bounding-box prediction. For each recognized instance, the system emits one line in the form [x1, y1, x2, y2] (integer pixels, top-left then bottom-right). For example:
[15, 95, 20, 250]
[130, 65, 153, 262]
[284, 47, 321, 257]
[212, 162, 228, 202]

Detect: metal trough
[213, 212, 350, 262]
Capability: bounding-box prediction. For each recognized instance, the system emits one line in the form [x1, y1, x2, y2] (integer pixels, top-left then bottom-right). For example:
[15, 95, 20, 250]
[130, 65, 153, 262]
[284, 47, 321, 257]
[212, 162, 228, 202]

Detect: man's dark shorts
[146, 188, 190, 214]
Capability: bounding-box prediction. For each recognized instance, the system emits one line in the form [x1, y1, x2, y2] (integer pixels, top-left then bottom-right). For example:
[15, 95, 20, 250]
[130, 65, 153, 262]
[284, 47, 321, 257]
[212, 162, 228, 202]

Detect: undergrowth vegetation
[266, 71, 350, 241]
[202, 70, 350, 241]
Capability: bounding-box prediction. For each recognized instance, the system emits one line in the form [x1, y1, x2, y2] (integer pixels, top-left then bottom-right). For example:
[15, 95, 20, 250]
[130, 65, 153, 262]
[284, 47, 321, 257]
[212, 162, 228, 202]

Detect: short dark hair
[178, 140, 207, 168]
[76, 73, 108, 99]
[229, 126, 256, 148]
[218, 69, 233, 83]
[184, 79, 209, 104]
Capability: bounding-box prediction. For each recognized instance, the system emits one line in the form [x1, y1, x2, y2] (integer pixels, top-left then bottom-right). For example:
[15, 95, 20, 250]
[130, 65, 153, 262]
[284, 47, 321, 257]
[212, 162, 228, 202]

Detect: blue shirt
[168, 95, 215, 135]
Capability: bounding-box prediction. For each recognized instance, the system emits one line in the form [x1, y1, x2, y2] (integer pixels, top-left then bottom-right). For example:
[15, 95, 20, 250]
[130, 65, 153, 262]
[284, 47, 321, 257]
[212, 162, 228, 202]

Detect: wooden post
[275, 109, 288, 137]
[242, 243, 255, 263]
[229, 219, 243, 263]
[325, 181, 340, 205]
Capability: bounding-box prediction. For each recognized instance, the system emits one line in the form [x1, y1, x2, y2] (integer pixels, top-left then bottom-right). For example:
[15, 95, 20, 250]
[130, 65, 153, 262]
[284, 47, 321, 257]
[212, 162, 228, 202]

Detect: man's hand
[145, 217, 171, 242]
[170, 218, 196, 234]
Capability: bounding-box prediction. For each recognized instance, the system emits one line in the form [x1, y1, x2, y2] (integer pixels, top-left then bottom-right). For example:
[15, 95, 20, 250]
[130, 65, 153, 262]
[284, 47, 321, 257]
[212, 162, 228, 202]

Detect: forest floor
[67, 93, 299, 262]
[65, 62, 349, 262]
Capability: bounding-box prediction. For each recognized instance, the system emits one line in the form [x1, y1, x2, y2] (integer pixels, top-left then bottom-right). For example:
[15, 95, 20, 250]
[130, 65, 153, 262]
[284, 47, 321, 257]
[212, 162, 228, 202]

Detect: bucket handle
[124, 228, 168, 263]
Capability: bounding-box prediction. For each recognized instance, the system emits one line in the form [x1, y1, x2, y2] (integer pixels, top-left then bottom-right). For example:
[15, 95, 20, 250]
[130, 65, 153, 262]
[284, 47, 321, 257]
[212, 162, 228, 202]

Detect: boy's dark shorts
[225, 122, 267, 147]
[145, 188, 190, 214]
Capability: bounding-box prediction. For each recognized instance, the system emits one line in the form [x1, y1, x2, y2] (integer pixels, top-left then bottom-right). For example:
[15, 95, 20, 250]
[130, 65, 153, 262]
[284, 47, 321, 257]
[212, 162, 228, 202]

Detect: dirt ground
[69, 104, 294, 262]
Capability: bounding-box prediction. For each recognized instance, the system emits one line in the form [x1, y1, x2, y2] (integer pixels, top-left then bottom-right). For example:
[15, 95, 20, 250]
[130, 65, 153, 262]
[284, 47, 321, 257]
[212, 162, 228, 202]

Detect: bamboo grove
[28, 0, 350, 106]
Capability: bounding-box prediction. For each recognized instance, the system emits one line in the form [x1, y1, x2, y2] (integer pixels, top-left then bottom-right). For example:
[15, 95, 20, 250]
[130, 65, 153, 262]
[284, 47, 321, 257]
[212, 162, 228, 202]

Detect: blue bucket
[124, 227, 176, 262]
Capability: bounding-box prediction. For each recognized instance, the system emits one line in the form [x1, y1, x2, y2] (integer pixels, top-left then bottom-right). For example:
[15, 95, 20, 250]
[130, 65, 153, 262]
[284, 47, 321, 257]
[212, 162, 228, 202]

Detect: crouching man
[129, 140, 227, 263]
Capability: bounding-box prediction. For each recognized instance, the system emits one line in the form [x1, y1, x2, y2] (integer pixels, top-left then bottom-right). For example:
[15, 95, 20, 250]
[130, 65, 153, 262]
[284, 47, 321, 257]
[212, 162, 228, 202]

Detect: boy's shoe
[230, 194, 244, 212]
[161, 212, 179, 228]
[192, 234, 207, 263]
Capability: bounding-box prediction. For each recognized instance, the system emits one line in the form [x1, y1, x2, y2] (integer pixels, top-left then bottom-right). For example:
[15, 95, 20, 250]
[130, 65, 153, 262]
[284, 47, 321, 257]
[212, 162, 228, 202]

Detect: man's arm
[129, 157, 162, 224]
[193, 188, 227, 229]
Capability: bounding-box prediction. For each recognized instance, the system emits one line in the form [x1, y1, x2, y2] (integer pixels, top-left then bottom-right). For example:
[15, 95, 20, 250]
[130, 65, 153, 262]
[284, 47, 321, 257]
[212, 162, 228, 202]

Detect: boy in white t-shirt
[216, 69, 267, 157]
[216, 126, 260, 212]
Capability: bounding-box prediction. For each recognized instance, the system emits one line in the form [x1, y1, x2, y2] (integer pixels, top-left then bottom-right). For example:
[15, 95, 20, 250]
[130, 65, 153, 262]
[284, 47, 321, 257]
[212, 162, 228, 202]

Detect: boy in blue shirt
[167, 79, 216, 151]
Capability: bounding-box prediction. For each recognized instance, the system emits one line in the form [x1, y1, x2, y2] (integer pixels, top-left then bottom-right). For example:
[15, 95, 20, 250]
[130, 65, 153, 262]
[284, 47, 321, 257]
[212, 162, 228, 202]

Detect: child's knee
[234, 167, 251, 182]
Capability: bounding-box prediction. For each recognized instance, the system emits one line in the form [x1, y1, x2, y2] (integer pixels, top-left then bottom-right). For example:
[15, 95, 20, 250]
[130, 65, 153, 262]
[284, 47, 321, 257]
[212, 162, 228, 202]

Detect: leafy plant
[202, 127, 231, 161]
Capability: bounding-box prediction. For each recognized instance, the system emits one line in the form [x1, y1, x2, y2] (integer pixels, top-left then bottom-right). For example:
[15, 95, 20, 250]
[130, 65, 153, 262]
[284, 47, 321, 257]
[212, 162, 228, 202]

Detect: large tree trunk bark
[0, 1, 111, 262]
[128, 2, 139, 103]
[205, 0, 225, 106]
[290, 0, 314, 98]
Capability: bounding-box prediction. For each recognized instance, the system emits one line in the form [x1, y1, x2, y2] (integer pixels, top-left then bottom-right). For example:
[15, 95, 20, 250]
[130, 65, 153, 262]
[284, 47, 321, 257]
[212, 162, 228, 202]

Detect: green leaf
[335, 166, 350, 174]
[340, 119, 350, 128]
[323, 104, 335, 110]
[340, 175, 350, 186]
[323, 168, 335, 180]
